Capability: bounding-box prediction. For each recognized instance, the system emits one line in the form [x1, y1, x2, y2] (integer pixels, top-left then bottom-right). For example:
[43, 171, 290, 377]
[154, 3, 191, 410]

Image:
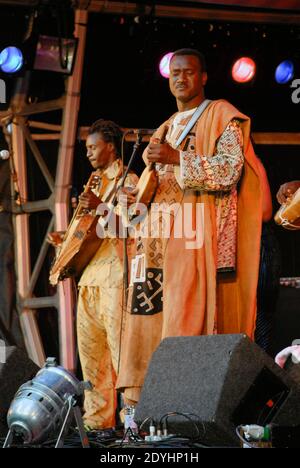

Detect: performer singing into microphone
[117, 48, 263, 406]
[49, 119, 138, 430]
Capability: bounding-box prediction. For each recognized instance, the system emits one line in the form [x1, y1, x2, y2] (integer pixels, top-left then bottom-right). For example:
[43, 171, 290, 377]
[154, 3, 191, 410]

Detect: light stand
[3, 357, 92, 448]
[55, 393, 90, 448]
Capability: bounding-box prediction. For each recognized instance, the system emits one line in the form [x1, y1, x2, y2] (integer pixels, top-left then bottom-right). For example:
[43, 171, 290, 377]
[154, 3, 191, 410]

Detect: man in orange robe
[117, 49, 263, 405]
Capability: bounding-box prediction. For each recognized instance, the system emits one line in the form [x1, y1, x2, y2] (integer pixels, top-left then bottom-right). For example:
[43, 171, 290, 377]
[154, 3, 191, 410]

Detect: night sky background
[1, 1, 300, 356]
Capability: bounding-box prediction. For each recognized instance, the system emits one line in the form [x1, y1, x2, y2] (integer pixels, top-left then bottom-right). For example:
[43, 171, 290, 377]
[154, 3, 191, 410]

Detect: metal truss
[81, 0, 300, 25]
[0, 8, 88, 370]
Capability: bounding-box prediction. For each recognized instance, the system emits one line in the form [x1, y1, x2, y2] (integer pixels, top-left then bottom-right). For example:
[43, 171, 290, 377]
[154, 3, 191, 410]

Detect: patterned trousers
[77, 276, 124, 429]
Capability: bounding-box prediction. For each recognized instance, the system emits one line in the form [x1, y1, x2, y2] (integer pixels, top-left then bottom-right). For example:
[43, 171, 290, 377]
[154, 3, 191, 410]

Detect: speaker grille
[135, 334, 300, 446]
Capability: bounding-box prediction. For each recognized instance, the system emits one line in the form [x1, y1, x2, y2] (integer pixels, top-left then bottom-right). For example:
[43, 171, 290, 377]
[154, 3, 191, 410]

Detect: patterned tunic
[129, 112, 244, 316]
[79, 159, 138, 286]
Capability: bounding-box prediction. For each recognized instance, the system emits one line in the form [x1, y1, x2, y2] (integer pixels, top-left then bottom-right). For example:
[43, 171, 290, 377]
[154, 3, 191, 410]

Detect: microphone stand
[111, 131, 143, 207]
[120, 131, 143, 291]
[114, 131, 144, 376]
[101, 130, 143, 232]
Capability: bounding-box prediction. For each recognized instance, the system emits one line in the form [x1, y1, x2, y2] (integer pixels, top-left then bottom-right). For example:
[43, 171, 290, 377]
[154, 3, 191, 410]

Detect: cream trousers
[77, 271, 124, 428]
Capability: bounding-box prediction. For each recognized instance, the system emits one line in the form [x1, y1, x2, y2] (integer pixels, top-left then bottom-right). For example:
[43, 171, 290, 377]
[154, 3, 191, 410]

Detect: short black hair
[88, 119, 123, 157]
[171, 48, 207, 73]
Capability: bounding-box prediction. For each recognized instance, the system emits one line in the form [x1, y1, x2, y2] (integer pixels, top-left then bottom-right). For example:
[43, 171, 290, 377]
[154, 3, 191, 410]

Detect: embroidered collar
[97, 158, 122, 180]
[172, 107, 197, 127]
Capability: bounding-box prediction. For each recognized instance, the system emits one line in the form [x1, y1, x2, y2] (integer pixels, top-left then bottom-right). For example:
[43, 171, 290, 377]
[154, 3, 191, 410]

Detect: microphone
[0, 150, 10, 160]
[133, 128, 156, 135]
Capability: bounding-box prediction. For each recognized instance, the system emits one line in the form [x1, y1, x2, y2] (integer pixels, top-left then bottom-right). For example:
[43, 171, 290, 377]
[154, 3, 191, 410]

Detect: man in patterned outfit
[117, 49, 263, 405]
[51, 119, 138, 429]
[77, 119, 139, 429]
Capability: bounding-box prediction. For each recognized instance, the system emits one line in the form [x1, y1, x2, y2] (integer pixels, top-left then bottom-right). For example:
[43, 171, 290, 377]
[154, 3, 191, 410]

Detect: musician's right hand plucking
[118, 187, 138, 207]
[79, 191, 101, 210]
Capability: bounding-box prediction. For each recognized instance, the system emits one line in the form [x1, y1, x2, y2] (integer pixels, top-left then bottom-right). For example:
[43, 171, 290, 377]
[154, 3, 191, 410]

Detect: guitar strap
[174, 98, 212, 149]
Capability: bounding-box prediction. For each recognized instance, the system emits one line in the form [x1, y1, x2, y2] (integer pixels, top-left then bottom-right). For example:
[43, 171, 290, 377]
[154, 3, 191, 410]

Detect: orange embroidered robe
[117, 100, 262, 403]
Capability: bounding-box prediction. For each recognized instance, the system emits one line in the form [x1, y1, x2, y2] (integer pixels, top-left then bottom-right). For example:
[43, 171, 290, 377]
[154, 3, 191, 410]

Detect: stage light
[3, 357, 91, 448]
[232, 57, 256, 83]
[275, 60, 294, 84]
[0, 47, 24, 74]
[159, 52, 174, 78]
[33, 35, 77, 75]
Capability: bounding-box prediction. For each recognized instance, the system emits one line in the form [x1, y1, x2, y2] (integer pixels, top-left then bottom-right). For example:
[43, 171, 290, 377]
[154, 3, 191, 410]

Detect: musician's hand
[275, 345, 300, 368]
[47, 231, 65, 247]
[79, 191, 101, 210]
[118, 187, 138, 207]
[146, 142, 180, 165]
[276, 180, 300, 205]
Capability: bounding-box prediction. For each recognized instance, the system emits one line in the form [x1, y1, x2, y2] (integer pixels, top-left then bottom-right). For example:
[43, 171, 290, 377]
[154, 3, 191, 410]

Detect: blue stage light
[275, 60, 294, 84]
[0, 47, 24, 73]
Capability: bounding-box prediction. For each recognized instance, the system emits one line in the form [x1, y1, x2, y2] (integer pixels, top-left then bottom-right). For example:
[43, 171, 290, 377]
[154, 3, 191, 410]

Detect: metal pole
[54, 8, 88, 372]
[11, 114, 45, 366]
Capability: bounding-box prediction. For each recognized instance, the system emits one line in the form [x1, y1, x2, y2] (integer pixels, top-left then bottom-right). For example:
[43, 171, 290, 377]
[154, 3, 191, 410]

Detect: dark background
[0, 1, 300, 357]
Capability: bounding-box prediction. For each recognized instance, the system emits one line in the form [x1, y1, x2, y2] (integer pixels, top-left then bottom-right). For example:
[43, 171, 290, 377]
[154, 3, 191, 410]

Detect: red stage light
[159, 52, 174, 78]
[232, 57, 256, 83]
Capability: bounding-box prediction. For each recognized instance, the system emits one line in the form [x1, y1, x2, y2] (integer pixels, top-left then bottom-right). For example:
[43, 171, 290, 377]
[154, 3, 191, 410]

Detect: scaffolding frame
[0, 8, 88, 370]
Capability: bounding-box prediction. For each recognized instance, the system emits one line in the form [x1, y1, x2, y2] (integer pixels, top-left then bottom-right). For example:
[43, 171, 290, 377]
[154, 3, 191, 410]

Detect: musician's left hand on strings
[79, 191, 101, 210]
[118, 187, 138, 207]
[146, 142, 180, 165]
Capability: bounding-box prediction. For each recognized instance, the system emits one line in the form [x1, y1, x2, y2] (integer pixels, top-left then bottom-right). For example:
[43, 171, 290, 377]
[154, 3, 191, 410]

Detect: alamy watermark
[291, 79, 300, 104]
[0, 339, 6, 364]
[96, 201, 205, 250]
[0, 79, 6, 104]
[291, 339, 300, 363]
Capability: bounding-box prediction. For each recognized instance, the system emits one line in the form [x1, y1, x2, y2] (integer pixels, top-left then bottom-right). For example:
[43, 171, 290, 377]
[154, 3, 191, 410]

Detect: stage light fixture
[3, 357, 91, 448]
[0, 47, 24, 74]
[159, 52, 174, 78]
[275, 60, 294, 84]
[232, 57, 256, 83]
[33, 35, 77, 75]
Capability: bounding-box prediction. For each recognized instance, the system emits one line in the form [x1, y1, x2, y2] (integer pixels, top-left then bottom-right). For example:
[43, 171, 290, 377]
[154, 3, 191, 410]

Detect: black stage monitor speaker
[0, 346, 40, 437]
[134, 334, 300, 447]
